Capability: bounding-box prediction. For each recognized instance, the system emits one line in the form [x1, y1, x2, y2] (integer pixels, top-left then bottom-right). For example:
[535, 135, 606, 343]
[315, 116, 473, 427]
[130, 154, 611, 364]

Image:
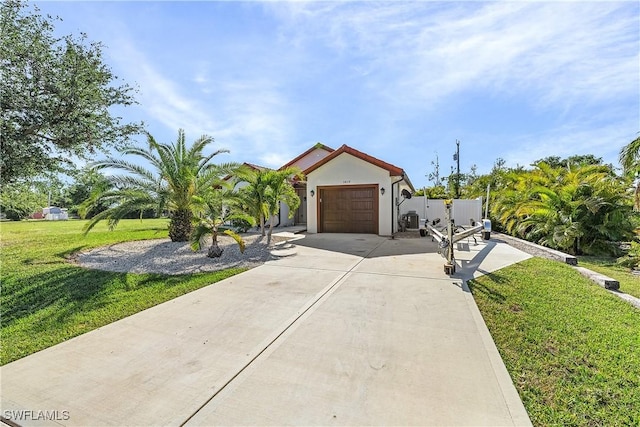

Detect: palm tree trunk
[208, 241, 223, 258]
[169, 209, 193, 242]
[267, 215, 274, 245]
[259, 214, 265, 236]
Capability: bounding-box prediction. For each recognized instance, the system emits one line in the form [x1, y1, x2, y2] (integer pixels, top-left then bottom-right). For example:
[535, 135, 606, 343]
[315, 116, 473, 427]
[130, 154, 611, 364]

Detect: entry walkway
[1, 234, 532, 426]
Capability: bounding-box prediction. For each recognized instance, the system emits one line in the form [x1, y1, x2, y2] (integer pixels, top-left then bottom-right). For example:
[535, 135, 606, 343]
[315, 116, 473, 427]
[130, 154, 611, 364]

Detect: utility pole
[453, 140, 460, 198]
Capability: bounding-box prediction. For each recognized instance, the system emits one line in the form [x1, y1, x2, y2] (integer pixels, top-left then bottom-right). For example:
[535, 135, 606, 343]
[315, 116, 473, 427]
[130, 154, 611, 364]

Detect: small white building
[43, 206, 69, 221]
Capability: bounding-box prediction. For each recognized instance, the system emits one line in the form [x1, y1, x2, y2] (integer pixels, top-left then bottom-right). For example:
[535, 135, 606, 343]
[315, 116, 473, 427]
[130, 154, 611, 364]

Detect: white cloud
[49, 1, 636, 181]
[502, 120, 638, 171]
[108, 36, 296, 165]
[109, 38, 218, 136]
[268, 2, 638, 110]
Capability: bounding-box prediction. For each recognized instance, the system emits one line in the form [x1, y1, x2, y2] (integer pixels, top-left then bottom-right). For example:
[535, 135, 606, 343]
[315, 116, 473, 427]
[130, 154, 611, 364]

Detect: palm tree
[235, 166, 303, 242]
[82, 129, 237, 241]
[619, 136, 640, 210]
[263, 168, 303, 244]
[190, 186, 254, 258]
[506, 163, 634, 255]
[235, 168, 272, 236]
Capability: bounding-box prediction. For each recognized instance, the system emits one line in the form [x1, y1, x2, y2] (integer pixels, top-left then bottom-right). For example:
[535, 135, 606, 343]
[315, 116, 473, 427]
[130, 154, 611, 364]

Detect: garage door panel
[351, 211, 374, 222]
[323, 222, 347, 233]
[352, 200, 373, 210]
[320, 186, 377, 234]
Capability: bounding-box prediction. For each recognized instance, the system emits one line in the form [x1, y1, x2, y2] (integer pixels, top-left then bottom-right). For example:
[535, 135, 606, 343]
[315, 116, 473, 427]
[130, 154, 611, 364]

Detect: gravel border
[75, 234, 288, 275]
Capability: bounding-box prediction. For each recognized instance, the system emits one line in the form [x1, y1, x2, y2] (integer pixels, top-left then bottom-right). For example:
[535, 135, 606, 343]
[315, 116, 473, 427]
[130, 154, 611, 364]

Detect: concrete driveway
[1, 234, 531, 426]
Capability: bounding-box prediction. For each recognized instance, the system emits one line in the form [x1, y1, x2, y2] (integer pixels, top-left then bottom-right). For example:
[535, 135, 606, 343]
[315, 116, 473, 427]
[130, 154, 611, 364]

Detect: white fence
[399, 197, 483, 227]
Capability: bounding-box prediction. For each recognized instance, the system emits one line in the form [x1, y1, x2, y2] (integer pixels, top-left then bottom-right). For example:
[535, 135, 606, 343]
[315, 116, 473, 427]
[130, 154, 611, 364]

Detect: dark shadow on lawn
[467, 271, 509, 303]
[1, 267, 130, 324]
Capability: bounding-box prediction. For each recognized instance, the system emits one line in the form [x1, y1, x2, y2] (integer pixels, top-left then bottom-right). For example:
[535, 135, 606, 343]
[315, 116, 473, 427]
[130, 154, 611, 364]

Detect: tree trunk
[259, 214, 265, 236]
[267, 215, 274, 245]
[168, 209, 192, 242]
[208, 240, 223, 258]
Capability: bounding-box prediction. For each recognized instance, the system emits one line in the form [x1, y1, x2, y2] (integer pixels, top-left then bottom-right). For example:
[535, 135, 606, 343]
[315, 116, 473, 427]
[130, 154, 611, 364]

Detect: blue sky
[36, 1, 639, 188]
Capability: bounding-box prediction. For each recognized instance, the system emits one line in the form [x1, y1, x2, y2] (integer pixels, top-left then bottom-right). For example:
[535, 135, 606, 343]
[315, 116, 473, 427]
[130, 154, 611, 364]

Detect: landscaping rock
[76, 233, 288, 275]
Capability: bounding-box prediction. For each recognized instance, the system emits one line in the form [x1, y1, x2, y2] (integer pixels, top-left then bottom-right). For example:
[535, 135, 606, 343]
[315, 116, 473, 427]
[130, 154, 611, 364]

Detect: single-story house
[241, 143, 414, 236]
[300, 144, 414, 235]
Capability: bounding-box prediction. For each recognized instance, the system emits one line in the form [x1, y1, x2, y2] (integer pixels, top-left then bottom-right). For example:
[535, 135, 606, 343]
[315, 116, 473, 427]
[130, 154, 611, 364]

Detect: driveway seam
[180, 237, 388, 426]
[350, 270, 461, 281]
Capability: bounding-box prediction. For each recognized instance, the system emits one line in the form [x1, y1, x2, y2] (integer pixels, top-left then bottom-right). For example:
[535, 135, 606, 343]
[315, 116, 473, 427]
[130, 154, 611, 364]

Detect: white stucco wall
[279, 202, 295, 226]
[306, 153, 395, 235]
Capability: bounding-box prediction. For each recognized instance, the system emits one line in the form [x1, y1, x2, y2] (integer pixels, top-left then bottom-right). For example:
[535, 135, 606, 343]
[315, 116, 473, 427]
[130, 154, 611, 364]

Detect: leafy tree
[420, 185, 448, 199]
[619, 136, 640, 210]
[0, 172, 72, 220]
[533, 154, 603, 169]
[82, 129, 237, 242]
[0, 0, 142, 185]
[190, 186, 254, 258]
[0, 180, 47, 220]
[444, 165, 478, 199]
[64, 167, 110, 218]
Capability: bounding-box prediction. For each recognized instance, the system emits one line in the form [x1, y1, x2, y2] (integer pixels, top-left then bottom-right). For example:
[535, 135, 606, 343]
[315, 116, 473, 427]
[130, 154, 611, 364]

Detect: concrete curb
[574, 266, 620, 290]
[493, 232, 577, 265]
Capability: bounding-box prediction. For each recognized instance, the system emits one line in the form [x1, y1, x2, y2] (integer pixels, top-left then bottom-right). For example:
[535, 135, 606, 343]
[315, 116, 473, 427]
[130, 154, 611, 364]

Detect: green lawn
[579, 256, 640, 300]
[1, 219, 246, 365]
[469, 258, 640, 426]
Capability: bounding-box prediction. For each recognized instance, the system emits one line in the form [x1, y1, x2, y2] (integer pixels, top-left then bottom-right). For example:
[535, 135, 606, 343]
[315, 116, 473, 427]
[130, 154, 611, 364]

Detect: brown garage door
[319, 185, 378, 234]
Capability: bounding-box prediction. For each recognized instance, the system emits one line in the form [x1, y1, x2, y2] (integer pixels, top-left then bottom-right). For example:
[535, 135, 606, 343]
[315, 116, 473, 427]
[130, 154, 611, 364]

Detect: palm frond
[190, 222, 212, 252]
[223, 229, 246, 253]
[620, 136, 640, 173]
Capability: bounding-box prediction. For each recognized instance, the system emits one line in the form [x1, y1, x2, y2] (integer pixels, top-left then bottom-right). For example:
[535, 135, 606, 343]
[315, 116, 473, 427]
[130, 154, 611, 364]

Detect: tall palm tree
[82, 129, 237, 241]
[619, 136, 640, 210]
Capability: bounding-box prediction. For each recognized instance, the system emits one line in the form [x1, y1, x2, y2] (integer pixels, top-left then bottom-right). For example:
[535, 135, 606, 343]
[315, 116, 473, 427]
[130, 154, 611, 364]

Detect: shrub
[617, 241, 640, 270]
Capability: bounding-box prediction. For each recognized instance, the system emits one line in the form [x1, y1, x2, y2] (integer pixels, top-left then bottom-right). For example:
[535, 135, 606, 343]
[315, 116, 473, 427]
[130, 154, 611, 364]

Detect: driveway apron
[1, 234, 532, 426]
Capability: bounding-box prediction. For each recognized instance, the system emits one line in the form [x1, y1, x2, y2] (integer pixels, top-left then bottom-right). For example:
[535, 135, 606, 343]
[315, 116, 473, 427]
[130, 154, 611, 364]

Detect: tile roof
[303, 144, 405, 177]
[222, 162, 269, 182]
[279, 143, 334, 170]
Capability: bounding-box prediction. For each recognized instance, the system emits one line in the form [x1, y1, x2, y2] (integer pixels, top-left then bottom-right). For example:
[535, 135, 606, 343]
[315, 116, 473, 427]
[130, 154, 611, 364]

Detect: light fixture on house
[310, 189, 315, 197]
[380, 187, 385, 195]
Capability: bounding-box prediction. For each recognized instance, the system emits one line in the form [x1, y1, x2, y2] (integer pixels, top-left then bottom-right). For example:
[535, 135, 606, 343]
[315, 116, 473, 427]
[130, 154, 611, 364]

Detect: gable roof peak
[279, 143, 334, 170]
[304, 144, 405, 177]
